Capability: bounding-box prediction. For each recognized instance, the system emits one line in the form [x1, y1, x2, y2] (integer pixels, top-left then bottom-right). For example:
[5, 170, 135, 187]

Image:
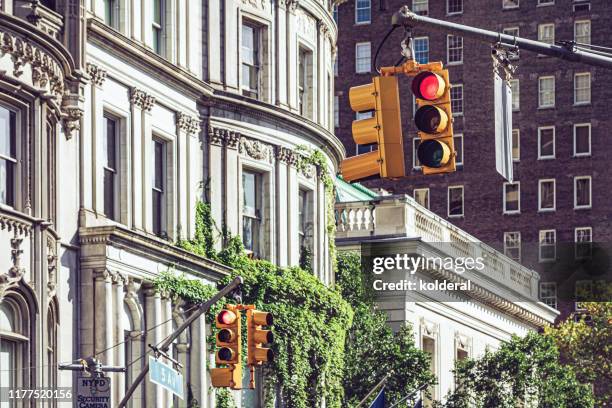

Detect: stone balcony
[335, 195, 541, 302]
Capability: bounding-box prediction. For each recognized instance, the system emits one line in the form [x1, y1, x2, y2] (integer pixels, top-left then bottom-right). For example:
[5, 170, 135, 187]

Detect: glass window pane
[0, 107, 15, 159]
[0, 159, 13, 206]
[575, 125, 590, 155]
[154, 141, 163, 190]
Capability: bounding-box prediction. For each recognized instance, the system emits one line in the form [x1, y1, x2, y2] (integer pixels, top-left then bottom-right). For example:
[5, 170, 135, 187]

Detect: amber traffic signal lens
[417, 140, 451, 168]
[412, 72, 446, 100]
[414, 105, 449, 134]
[217, 310, 237, 325]
[218, 347, 234, 361]
[217, 328, 235, 343]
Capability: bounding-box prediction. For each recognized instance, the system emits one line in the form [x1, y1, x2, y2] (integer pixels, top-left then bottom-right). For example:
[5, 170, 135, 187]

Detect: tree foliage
[545, 302, 612, 407]
[441, 332, 594, 408]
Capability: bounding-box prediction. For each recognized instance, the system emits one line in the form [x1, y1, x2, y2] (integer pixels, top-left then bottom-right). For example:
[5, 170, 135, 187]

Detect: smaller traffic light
[247, 309, 274, 367]
[211, 308, 242, 389]
[340, 75, 405, 182]
[412, 67, 456, 175]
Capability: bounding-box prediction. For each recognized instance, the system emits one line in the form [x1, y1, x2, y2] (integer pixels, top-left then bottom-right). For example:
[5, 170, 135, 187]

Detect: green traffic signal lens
[417, 140, 450, 168]
[414, 105, 447, 134]
[218, 347, 234, 361]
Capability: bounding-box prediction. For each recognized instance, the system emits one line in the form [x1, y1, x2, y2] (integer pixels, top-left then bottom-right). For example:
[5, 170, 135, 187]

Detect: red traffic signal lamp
[340, 75, 405, 182]
[412, 67, 456, 174]
[211, 307, 242, 389]
[246, 309, 274, 389]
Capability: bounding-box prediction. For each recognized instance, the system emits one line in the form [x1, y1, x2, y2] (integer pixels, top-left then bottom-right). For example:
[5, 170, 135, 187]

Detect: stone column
[287, 153, 300, 266]
[190, 314, 209, 408]
[286, 0, 299, 111]
[208, 126, 225, 250]
[93, 270, 114, 364]
[143, 284, 163, 406]
[113, 273, 127, 405]
[176, 113, 202, 239]
[276, 0, 288, 107]
[86, 64, 107, 215]
[275, 147, 291, 267]
[225, 132, 241, 236]
[224, 0, 238, 90]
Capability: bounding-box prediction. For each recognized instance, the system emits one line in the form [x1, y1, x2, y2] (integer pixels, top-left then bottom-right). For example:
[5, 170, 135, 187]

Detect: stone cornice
[79, 225, 232, 280]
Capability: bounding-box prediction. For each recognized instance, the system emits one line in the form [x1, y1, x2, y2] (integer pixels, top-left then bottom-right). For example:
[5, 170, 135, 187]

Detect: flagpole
[388, 383, 428, 408]
[355, 373, 391, 408]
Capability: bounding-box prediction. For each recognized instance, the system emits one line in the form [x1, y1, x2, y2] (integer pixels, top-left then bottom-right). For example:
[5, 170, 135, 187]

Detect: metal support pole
[117, 276, 244, 408]
[391, 6, 612, 69]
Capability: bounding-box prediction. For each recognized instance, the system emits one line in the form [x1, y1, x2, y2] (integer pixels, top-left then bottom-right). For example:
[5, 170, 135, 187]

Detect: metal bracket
[491, 43, 517, 81]
[148, 344, 184, 370]
[400, 26, 415, 62]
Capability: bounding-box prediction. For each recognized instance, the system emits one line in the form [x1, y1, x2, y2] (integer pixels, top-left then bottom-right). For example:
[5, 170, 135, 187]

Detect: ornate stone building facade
[0, 0, 342, 407]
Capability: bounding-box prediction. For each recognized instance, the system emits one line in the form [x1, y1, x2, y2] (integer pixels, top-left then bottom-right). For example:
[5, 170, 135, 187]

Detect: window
[447, 0, 462, 14]
[334, 96, 339, 128]
[575, 227, 592, 260]
[574, 176, 591, 209]
[538, 76, 555, 108]
[355, 0, 371, 24]
[574, 20, 591, 45]
[512, 129, 520, 161]
[454, 134, 463, 165]
[103, 0, 119, 29]
[454, 340, 469, 387]
[356, 144, 375, 154]
[298, 47, 314, 119]
[450, 85, 463, 116]
[0, 298, 30, 396]
[503, 27, 520, 59]
[103, 114, 119, 221]
[152, 0, 165, 55]
[334, 55, 338, 76]
[414, 37, 429, 64]
[573, 123, 591, 156]
[574, 73, 591, 105]
[414, 188, 429, 209]
[422, 334, 438, 403]
[509, 79, 519, 111]
[502, 0, 519, 9]
[503, 182, 520, 214]
[355, 42, 371, 73]
[0, 106, 16, 207]
[152, 139, 166, 237]
[538, 0, 554, 5]
[540, 282, 557, 309]
[447, 35, 463, 64]
[538, 24, 555, 46]
[448, 186, 464, 217]
[504, 232, 521, 261]
[333, 3, 338, 22]
[412, 138, 421, 168]
[242, 23, 261, 98]
[538, 126, 555, 159]
[242, 171, 261, 255]
[539, 230, 556, 262]
[47, 303, 58, 392]
[298, 189, 313, 251]
[413, 0, 428, 15]
[538, 179, 555, 212]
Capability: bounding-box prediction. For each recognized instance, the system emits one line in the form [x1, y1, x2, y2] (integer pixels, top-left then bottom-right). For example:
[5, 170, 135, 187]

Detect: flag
[368, 387, 385, 408]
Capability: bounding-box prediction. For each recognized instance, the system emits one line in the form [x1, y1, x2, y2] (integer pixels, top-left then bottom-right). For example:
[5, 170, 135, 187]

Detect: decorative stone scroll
[130, 87, 156, 112]
[239, 137, 274, 163]
[0, 237, 27, 299]
[284, 0, 300, 12]
[176, 112, 202, 135]
[86, 63, 107, 86]
[46, 236, 57, 298]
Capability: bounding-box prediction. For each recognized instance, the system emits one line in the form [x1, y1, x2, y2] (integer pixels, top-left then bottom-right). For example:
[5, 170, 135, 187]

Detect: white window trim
[354, 0, 371, 25]
[574, 176, 592, 209]
[447, 185, 464, 218]
[446, 0, 463, 15]
[446, 35, 463, 65]
[539, 282, 557, 309]
[355, 42, 371, 74]
[574, 226, 593, 260]
[413, 188, 430, 209]
[538, 179, 556, 212]
[412, 138, 421, 169]
[454, 133, 464, 166]
[451, 84, 464, 116]
[539, 229, 556, 263]
[503, 231, 521, 262]
[538, 76, 555, 108]
[538, 23, 555, 45]
[537, 0, 554, 6]
[574, 20, 591, 45]
[503, 182, 520, 215]
[512, 129, 520, 162]
[537, 126, 555, 160]
[573, 123, 591, 157]
[574, 72, 591, 106]
[412, 0, 429, 14]
[413, 36, 429, 64]
[509, 79, 520, 111]
[502, 0, 519, 9]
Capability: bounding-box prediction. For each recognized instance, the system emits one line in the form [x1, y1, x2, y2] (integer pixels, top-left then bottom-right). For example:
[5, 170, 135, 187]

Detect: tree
[545, 302, 611, 407]
[441, 332, 594, 408]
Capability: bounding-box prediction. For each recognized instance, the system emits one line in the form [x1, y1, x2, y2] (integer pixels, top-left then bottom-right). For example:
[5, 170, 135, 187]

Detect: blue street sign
[149, 356, 184, 399]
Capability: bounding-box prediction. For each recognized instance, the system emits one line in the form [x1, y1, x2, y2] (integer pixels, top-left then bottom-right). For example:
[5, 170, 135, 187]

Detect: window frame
[537, 126, 556, 160]
[453, 133, 463, 166]
[413, 36, 429, 64]
[242, 169, 263, 257]
[355, 42, 372, 74]
[412, 138, 421, 169]
[503, 231, 521, 262]
[539, 229, 556, 263]
[412, 0, 428, 15]
[151, 137, 167, 238]
[447, 35, 463, 65]
[0, 105, 17, 208]
[447, 185, 464, 218]
[450, 84, 463, 116]
[503, 181, 520, 214]
[538, 23, 555, 46]
[574, 20, 591, 45]
[298, 45, 314, 119]
[413, 188, 430, 209]
[574, 72, 591, 105]
[574, 176, 592, 209]
[538, 178, 556, 212]
[241, 21, 263, 99]
[103, 112, 121, 221]
[573, 123, 591, 157]
[355, 0, 371, 24]
[537, 0, 554, 6]
[446, 0, 463, 15]
[509, 78, 520, 111]
[538, 76, 555, 108]
[512, 128, 520, 162]
[574, 227, 592, 260]
[502, 0, 519, 9]
[152, 0, 165, 56]
[539, 282, 557, 309]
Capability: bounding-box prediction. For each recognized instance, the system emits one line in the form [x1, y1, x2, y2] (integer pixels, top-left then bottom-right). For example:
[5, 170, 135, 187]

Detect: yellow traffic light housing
[340, 75, 405, 182]
[211, 307, 242, 389]
[246, 309, 274, 389]
[412, 67, 456, 175]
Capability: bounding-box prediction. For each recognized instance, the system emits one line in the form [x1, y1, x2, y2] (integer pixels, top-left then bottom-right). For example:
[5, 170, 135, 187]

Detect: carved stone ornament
[226, 131, 241, 149]
[420, 318, 438, 337]
[208, 125, 226, 146]
[176, 112, 202, 135]
[241, 0, 267, 10]
[276, 146, 295, 165]
[86, 63, 107, 87]
[61, 107, 82, 140]
[130, 88, 156, 112]
[46, 236, 57, 298]
[239, 137, 273, 163]
[0, 237, 27, 299]
[299, 162, 316, 179]
[284, 0, 299, 12]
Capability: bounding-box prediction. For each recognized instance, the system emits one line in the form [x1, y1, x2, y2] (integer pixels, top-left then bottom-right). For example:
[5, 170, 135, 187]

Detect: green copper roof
[335, 176, 379, 202]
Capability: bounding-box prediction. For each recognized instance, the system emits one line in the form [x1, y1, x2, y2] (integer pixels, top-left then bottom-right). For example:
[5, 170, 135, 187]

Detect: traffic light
[412, 67, 456, 174]
[340, 75, 405, 182]
[211, 308, 242, 389]
[246, 309, 274, 388]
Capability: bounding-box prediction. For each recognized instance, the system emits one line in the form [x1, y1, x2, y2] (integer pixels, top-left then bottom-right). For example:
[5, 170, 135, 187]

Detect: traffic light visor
[412, 72, 446, 100]
[417, 140, 452, 168]
[218, 310, 237, 325]
[414, 105, 449, 134]
[251, 311, 273, 326]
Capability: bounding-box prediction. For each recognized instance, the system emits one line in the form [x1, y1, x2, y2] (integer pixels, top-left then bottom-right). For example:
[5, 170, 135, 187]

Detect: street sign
[494, 71, 514, 183]
[76, 376, 111, 408]
[149, 356, 184, 399]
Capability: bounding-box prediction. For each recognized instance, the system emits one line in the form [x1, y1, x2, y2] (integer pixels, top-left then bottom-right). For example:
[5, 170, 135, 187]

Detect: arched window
[0, 295, 31, 395]
[47, 301, 58, 391]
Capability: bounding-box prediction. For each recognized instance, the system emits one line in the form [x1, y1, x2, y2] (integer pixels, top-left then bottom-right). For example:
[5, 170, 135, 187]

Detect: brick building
[334, 0, 612, 316]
